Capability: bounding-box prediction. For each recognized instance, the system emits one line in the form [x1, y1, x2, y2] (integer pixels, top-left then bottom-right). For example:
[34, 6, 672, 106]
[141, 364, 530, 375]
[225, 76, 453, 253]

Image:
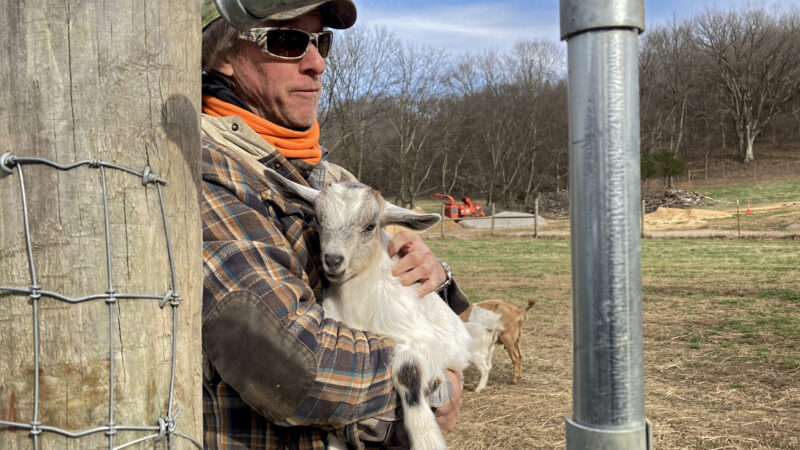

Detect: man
[200, 1, 471, 448]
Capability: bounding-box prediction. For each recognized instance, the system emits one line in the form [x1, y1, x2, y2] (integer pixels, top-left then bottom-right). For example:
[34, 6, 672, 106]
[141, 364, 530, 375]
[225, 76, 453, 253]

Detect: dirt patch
[645, 207, 731, 229]
[641, 202, 800, 234]
[446, 293, 800, 449]
[447, 298, 572, 450]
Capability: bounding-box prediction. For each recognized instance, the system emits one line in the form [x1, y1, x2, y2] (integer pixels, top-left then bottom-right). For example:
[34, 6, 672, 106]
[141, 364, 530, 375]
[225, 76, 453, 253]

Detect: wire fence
[434, 201, 546, 238]
[430, 198, 800, 240]
[0, 153, 200, 449]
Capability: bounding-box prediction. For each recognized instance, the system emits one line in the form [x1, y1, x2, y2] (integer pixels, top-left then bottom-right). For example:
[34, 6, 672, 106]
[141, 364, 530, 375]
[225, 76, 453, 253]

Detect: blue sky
[354, 0, 800, 54]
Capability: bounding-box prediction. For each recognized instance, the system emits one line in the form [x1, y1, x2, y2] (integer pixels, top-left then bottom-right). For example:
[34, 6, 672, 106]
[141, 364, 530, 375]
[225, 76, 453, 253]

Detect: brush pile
[643, 188, 715, 213]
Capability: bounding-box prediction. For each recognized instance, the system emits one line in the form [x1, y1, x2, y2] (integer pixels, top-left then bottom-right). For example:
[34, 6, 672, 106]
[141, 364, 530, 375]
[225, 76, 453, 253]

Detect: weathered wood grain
[0, 1, 202, 448]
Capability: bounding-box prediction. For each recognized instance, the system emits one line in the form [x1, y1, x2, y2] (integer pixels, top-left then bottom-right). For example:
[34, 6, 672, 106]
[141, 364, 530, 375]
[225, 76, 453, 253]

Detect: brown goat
[473, 299, 535, 384]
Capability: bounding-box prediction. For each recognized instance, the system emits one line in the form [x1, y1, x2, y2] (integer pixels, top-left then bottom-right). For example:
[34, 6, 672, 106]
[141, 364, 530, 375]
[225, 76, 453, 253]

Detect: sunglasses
[240, 27, 333, 60]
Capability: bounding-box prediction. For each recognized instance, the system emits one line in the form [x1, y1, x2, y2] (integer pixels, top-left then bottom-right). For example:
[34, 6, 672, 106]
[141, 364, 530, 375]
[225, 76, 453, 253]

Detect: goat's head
[263, 168, 441, 283]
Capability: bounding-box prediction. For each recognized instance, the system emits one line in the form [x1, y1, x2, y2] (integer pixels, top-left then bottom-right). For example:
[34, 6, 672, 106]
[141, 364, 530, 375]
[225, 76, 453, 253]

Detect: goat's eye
[365, 223, 377, 233]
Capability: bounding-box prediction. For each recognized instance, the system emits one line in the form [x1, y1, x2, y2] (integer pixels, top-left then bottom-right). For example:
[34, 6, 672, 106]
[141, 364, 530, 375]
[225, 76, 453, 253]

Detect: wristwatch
[435, 258, 453, 293]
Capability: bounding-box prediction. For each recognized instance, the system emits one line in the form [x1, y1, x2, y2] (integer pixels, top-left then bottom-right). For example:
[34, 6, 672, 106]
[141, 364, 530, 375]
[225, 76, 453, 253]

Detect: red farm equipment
[432, 194, 487, 219]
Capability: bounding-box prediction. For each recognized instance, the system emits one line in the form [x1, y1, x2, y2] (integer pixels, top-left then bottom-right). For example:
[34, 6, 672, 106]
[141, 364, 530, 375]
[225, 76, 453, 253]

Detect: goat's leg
[498, 332, 518, 384]
[473, 357, 490, 393]
[487, 331, 499, 371]
[474, 332, 499, 393]
[391, 351, 447, 450]
[511, 333, 523, 384]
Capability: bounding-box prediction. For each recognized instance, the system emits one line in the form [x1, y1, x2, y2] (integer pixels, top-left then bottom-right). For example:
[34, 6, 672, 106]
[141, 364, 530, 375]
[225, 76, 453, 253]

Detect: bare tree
[383, 42, 450, 208]
[429, 96, 472, 195]
[505, 39, 566, 204]
[321, 26, 398, 179]
[692, 8, 800, 162]
[640, 19, 696, 159]
[446, 50, 514, 206]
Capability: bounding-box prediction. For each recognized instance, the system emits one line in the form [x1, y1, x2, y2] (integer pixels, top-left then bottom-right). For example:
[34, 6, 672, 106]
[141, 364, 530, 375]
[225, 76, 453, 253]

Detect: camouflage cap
[202, 0, 357, 31]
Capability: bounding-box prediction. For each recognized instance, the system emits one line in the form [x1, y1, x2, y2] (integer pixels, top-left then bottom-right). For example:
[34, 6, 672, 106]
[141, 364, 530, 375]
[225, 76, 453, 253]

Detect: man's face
[227, 10, 326, 130]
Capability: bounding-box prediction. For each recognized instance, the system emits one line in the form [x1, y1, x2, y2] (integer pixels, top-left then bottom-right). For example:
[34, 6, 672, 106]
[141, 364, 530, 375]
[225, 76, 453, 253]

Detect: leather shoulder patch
[202, 290, 317, 422]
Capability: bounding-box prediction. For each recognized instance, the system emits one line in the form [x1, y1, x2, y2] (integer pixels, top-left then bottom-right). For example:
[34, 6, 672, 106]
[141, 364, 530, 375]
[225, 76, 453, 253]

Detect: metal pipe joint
[560, 0, 644, 40]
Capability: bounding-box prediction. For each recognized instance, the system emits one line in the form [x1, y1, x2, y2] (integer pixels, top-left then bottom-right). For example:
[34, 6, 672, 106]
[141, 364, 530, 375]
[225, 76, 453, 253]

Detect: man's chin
[285, 116, 316, 131]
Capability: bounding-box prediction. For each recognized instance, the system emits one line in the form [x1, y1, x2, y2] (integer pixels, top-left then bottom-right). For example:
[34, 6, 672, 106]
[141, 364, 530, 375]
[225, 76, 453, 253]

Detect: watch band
[435, 258, 453, 293]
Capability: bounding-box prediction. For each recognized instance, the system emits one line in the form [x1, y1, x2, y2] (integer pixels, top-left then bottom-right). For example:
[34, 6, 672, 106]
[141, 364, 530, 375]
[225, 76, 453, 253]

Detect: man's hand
[434, 370, 463, 431]
[387, 230, 446, 296]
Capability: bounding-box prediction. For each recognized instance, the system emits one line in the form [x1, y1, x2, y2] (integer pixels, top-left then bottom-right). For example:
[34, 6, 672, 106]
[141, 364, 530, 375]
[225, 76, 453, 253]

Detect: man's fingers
[434, 402, 454, 416]
[434, 370, 463, 431]
[434, 403, 460, 430]
[388, 230, 446, 296]
[391, 248, 424, 276]
[387, 230, 414, 257]
[415, 278, 438, 296]
[398, 266, 426, 287]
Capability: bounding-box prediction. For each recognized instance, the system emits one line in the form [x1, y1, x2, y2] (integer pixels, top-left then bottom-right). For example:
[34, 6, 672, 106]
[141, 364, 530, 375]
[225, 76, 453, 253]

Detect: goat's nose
[324, 253, 344, 270]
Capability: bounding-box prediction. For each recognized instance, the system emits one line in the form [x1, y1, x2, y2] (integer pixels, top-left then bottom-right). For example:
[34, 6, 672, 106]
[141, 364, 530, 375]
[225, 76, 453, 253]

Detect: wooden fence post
[641, 199, 646, 238]
[440, 203, 445, 238]
[534, 195, 539, 239]
[0, 2, 202, 448]
[737, 200, 741, 238]
[491, 203, 496, 235]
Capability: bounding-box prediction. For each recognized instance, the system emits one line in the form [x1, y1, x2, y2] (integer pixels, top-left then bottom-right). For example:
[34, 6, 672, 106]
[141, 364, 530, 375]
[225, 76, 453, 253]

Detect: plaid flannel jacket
[201, 114, 469, 449]
[201, 126, 400, 448]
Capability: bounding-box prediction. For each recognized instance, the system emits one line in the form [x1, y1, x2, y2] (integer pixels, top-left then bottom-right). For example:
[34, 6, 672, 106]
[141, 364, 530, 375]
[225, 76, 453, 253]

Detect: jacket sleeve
[201, 148, 399, 434]
[440, 280, 471, 315]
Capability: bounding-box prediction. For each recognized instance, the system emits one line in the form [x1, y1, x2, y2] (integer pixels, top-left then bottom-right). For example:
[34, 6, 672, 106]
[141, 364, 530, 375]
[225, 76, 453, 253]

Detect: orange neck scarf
[202, 95, 321, 165]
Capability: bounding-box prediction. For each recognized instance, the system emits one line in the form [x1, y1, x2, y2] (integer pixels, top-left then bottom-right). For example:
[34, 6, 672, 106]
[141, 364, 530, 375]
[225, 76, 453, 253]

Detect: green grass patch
[427, 238, 571, 304]
[695, 178, 800, 207]
[427, 236, 800, 370]
[784, 355, 800, 370]
[759, 287, 800, 304]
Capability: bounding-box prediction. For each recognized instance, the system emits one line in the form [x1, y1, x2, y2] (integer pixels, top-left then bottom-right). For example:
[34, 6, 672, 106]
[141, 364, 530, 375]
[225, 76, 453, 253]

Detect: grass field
[694, 178, 800, 209]
[427, 237, 800, 449]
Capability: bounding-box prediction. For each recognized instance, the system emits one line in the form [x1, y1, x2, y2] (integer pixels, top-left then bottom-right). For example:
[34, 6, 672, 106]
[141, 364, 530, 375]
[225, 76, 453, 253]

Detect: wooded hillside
[320, 6, 800, 209]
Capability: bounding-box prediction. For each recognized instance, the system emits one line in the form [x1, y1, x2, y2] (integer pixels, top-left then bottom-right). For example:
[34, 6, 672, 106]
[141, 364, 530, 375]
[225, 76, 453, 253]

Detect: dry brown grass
[430, 239, 800, 450]
[447, 273, 573, 450]
[428, 173, 800, 448]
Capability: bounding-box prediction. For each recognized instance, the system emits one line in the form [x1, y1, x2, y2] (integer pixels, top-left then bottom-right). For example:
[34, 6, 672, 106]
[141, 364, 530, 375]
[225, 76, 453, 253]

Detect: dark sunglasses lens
[316, 32, 332, 58]
[267, 29, 310, 58]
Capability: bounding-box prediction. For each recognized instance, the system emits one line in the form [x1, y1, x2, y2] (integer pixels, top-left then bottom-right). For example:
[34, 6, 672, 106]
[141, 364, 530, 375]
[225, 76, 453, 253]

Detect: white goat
[263, 169, 472, 450]
[465, 307, 504, 393]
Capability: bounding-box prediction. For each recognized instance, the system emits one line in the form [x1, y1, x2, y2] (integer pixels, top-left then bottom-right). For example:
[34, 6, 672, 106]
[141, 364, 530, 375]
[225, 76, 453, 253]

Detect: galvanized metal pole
[560, 1, 651, 448]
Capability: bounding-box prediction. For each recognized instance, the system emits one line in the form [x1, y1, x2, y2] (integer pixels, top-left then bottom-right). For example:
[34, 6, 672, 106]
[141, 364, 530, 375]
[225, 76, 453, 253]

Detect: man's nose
[300, 41, 326, 75]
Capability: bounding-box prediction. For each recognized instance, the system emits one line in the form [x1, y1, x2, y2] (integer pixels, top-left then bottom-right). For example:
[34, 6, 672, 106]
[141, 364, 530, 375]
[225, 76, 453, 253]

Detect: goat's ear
[263, 168, 320, 208]
[382, 203, 441, 231]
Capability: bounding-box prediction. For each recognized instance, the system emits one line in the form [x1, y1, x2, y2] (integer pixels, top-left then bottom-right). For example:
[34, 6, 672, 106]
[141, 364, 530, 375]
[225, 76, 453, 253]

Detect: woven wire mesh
[0, 153, 200, 449]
